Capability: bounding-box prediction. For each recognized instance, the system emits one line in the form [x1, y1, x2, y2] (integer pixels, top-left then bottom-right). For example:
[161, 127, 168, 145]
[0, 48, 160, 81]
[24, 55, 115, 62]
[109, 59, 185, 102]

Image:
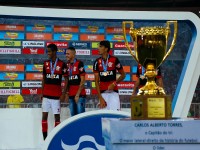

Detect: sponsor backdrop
[0, 19, 138, 98]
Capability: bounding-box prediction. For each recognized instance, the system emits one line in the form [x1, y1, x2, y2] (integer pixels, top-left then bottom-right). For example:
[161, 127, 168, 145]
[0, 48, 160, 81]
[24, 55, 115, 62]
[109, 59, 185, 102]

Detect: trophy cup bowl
[122, 21, 178, 119]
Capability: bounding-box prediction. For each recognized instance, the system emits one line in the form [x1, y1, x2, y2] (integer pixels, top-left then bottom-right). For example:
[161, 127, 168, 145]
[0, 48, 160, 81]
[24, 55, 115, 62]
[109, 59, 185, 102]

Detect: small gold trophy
[122, 21, 177, 120]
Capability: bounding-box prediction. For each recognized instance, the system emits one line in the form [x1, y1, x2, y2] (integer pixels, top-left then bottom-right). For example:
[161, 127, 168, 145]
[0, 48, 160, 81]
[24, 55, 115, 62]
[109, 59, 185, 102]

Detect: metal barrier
[0, 102, 98, 109]
[1, 102, 200, 118]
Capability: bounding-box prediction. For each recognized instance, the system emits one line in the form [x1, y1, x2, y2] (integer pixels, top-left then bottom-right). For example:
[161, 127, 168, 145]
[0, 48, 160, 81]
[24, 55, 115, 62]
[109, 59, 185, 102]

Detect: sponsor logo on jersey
[69, 75, 78, 80]
[99, 70, 113, 76]
[46, 74, 59, 79]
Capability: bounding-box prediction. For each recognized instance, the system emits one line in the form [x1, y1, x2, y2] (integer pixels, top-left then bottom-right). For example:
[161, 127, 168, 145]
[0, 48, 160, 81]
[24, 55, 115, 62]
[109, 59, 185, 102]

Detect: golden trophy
[122, 21, 177, 120]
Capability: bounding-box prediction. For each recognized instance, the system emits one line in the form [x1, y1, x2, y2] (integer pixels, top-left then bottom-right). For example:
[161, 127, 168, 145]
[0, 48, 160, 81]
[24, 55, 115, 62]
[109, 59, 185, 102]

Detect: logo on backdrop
[69, 42, 90, 49]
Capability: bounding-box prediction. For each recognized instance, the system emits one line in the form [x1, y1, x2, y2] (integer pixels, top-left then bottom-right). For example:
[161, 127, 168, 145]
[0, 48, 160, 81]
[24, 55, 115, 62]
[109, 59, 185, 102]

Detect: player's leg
[69, 98, 77, 116]
[41, 98, 50, 140]
[102, 92, 120, 110]
[101, 93, 109, 109]
[108, 92, 120, 110]
[76, 97, 86, 114]
[51, 99, 61, 127]
[54, 114, 60, 127]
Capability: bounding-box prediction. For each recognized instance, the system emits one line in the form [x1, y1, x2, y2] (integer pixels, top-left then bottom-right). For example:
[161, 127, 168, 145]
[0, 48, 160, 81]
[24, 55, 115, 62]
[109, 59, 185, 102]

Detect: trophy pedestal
[130, 95, 172, 120]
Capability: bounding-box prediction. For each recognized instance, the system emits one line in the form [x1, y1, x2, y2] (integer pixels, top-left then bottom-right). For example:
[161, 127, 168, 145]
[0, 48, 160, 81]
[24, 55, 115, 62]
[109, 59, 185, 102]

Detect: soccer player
[41, 43, 67, 140]
[65, 47, 86, 116]
[93, 40, 125, 110]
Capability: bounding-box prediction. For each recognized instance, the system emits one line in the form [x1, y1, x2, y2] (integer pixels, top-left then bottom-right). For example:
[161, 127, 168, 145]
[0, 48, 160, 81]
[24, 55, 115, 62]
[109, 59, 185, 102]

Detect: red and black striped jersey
[93, 55, 123, 93]
[66, 59, 86, 97]
[42, 58, 67, 99]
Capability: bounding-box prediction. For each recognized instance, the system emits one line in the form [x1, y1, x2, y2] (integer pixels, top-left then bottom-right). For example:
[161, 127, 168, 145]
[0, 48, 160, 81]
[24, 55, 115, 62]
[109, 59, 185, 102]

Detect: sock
[42, 120, 48, 140]
[55, 121, 60, 127]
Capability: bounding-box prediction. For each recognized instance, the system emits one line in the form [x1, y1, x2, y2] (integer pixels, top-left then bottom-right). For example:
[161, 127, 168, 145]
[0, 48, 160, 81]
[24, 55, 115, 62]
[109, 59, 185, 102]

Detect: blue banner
[0, 73, 24, 80]
[80, 26, 105, 33]
[84, 81, 91, 88]
[106, 34, 131, 42]
[53, 33, 79, 41]
[26, 65, 43, 72]
[132, 66, 137, 73]
[57, 49, 66, 55]
[0, 32, 24, 40]
[124, 74, 130, 81]
[69, 42, 91, 49]
[85, 65, 93, 73]
[26, 25, 52, 32]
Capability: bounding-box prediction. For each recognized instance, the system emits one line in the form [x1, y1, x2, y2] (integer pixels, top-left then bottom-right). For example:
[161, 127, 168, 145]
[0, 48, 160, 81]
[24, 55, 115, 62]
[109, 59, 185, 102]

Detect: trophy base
[130, 95, 172, 120]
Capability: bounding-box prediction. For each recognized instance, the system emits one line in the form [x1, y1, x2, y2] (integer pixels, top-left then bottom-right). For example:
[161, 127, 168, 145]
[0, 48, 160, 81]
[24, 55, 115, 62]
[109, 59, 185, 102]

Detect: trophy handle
[162, 21, 178, 62]
[122, 21, 139, 63]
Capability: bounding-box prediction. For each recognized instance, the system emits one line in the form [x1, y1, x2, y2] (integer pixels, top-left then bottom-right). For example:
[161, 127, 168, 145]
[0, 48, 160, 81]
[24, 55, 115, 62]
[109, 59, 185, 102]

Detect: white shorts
[101, 91, 120, 110]
[42, 97, 61, 114]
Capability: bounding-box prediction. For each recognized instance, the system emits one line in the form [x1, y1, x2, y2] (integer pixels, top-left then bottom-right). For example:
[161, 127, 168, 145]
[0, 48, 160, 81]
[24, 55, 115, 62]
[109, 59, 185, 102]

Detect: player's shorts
[42, 97, 60, 114]
[101, 91, 120, 110]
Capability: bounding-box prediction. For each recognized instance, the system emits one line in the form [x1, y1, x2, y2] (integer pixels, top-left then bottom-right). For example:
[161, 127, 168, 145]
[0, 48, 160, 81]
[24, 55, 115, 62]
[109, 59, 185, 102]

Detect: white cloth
[101, 91, 120, 110]
[42, 97, 61, 114]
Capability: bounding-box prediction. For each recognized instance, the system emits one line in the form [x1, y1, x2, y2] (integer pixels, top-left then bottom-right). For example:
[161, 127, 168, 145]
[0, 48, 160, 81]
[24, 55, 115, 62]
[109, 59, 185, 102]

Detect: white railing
[1, 102, 200, 118]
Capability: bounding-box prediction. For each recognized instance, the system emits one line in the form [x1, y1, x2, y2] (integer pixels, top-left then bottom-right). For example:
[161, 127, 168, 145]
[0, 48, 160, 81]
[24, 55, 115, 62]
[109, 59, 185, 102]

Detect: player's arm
[157, 77, 164, 88]
[108, 57, 125, 90]
[94, 72, 106, 108]
[156, 67, 164, 88]
[75, 75, 85, 101]
[108, 68, 125, 90]
[115, 57, 125, 83]
[76, 61, 85, 97]
[60, 63, 68, 102]
[93, 60, 102, 99]
[62, 76, 68, 94]
[41, 63, 46, 100]
[132, 77, 140, 95]
[94, 72, 101, 99]
[60, 76, 68, 102]
[132, 64, 142, 95]
[116, 68, 125, 83]
[75, 61, 86, 103]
